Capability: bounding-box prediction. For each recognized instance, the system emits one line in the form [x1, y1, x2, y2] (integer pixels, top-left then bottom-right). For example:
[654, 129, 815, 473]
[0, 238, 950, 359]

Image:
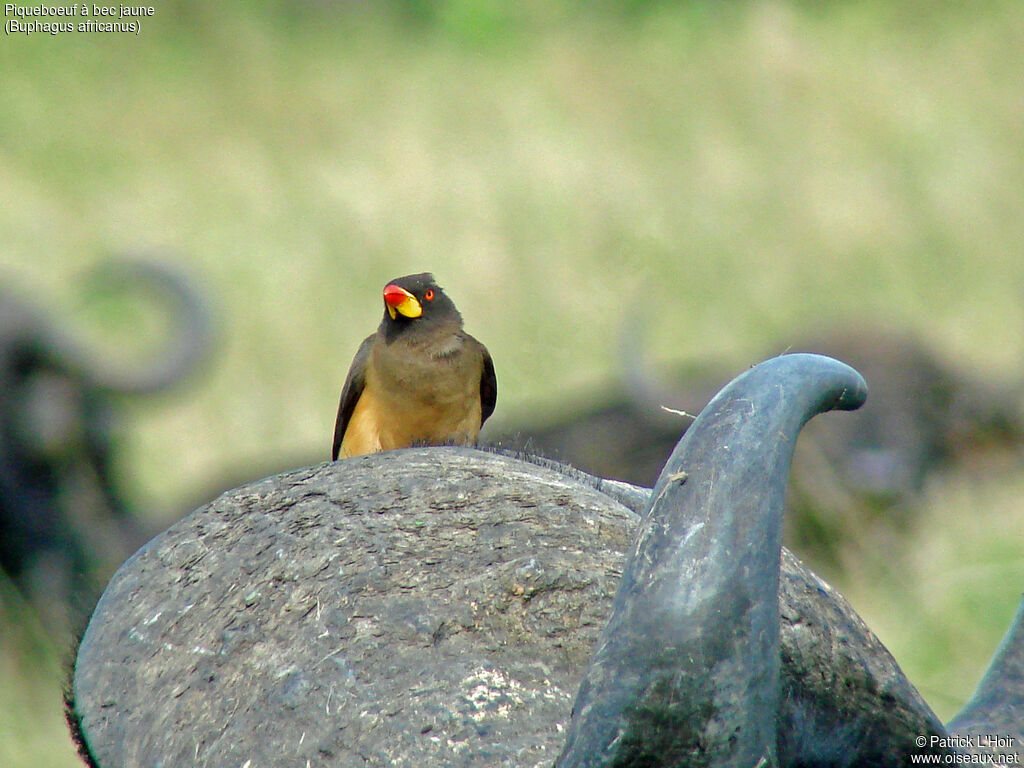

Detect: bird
[332, 273, 497, 460]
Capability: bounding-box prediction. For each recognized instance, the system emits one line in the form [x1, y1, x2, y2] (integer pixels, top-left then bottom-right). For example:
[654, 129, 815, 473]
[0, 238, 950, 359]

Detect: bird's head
[380, 273, 462, 338]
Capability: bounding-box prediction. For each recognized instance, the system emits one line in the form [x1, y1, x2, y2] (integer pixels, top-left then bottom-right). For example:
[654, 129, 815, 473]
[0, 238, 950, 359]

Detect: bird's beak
[383, 284, 422, 320]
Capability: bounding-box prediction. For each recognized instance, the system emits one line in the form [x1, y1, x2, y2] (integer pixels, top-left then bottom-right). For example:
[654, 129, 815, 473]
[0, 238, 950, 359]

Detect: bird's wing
[479, 345, 497, 426]
[332, 334, 375, 460]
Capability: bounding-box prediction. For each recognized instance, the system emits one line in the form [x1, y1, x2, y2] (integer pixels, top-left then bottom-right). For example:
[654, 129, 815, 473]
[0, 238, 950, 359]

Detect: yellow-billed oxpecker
[332, 273, 496, 460]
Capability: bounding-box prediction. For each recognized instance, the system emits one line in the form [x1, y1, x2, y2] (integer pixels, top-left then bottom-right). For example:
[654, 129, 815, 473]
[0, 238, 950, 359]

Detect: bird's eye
[424, 289, 435, 301]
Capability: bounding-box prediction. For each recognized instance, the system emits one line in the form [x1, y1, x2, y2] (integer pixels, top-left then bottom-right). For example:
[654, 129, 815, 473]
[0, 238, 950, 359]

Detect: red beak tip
[382, 285, 407, 307]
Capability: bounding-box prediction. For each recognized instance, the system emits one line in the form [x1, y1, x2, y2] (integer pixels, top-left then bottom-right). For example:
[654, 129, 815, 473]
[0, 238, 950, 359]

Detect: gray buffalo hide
[74, 448, 946, 767]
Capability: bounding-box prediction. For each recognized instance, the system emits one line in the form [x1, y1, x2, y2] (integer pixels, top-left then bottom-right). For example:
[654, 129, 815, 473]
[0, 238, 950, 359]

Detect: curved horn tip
[774, 352, 869, 413]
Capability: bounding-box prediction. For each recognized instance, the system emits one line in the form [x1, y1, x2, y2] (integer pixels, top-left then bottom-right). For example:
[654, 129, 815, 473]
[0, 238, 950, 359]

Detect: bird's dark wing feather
[479, 346, 497, 426]
[332, 334, 375, 460]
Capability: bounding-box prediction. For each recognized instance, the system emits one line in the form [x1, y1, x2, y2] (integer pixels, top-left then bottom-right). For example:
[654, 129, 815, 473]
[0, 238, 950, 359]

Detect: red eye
[424, 289, 435, 301]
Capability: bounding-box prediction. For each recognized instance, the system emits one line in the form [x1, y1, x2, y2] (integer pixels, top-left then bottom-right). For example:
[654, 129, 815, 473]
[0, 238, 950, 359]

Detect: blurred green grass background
[2, 1, 1024, 765]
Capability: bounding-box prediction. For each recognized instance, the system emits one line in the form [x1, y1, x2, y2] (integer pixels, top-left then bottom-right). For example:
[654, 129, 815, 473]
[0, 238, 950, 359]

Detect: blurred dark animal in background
[500, 319, 1024, 569]
[786, 330, 1024, 562]
[0, 258, 213, 632]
